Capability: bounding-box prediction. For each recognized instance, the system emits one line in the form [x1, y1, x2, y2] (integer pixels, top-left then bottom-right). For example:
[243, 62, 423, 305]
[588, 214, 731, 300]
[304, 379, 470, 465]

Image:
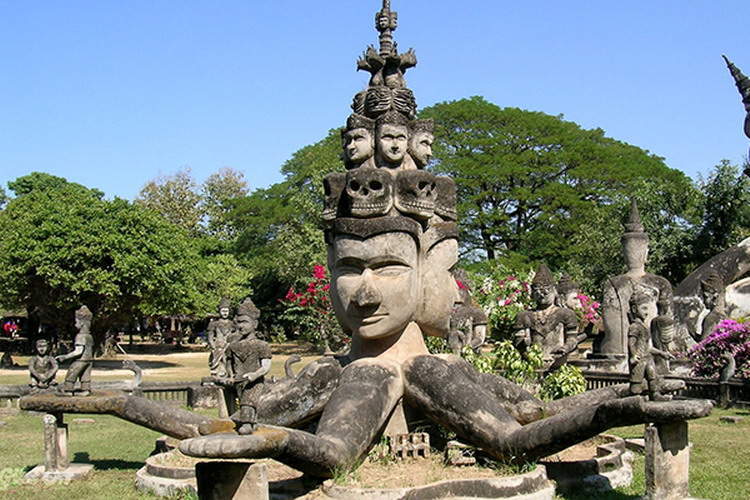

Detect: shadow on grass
[59, 360, 179, 371]
[73, 452, 144, 471]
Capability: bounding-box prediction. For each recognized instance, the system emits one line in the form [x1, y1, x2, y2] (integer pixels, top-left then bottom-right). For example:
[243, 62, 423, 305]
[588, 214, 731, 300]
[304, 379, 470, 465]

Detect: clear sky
[1, 1, 749, 200]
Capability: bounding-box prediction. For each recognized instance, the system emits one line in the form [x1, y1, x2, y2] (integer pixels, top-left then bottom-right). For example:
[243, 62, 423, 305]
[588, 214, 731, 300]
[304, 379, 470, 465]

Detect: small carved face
[532, 284, 557, 309]
[563, 291, 580, 310]
[36, 339, 49, 356]
[343, 128, 374, 164]
[623, 238, 648, 270]
[394, 170, 436, 220]
[408, 131, 434, 167]
[234, 315, 256, 338]
[377, 124, 408, 165]
[630, 300, 653, 322]
[345, 168, 393, 217]
[323, 173, 346, 222]
[219, 307, 230, 320]
[329, 232, 419, 340]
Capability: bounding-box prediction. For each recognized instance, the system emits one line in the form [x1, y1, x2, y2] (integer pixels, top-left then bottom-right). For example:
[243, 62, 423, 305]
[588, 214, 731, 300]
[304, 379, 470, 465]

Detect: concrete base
[196, 461, 268, 500]
[25, 463, 93, 483]
[569, 356, 627, 374]
[135, 465, 196, 497]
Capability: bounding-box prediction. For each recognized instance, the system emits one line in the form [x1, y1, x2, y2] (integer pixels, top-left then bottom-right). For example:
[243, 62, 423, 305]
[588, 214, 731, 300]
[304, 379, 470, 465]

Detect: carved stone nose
[353, 272, 381, 308]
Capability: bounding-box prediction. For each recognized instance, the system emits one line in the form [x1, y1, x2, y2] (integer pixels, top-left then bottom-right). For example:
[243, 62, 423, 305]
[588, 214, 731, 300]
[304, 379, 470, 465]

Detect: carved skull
[323, 172, 346, 222]
[345, 167, 393, 218]
[394, 170, 437, 221]
[434, 176, 457, 221]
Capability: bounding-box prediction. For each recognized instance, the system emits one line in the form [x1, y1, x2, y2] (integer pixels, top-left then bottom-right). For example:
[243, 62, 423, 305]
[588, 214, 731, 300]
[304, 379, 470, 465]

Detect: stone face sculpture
[627, 291, 674, 400]
[56, 305, 95, 396]
[207, 298, 233, 377]
[29, 338, 58, 391]
[179, 0, 712, 478]
[223, 298, 272, 435]
[599, 201, 676, 358]
[514, 264, 581, 368]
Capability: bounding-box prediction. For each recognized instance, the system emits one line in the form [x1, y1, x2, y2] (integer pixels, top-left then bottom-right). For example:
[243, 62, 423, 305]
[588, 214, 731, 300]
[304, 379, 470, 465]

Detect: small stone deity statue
[56, 305, 95, 396]
[627, 291, 674, 400]
[375, 111, 412, 171]
[699, 271, 727, 340]
[600, 200, 676, 357]
[514, 264, 581, 368]
[223, 298, 272, 435]
[29, 338, 58, 392]
[406, 119, 434, 169]
[207, 298, 234, 377]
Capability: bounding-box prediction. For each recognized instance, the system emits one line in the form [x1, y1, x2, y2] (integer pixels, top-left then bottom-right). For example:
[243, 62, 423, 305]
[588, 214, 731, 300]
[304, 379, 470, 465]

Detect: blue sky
[1, 1, 749, 200]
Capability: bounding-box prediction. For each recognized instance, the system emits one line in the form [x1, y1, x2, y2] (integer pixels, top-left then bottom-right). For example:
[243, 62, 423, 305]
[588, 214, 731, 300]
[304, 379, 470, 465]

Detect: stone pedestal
[382, 400, 408, 438]
[195, 461, 268, 500]
[25, 413, 93, 482]
[644, 421, 691, 500]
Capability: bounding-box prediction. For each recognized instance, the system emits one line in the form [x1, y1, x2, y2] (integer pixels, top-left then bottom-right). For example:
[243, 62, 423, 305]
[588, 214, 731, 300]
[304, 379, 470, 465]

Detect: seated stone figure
[29, 338, 58, 391]
[627, 291, 674, 400]
[179, 3, 711, 478]
[448, 269, 489, 354]
[223, 298, 272, 435]
[514, 264, 581, 369]
[56, 305, 94, 396]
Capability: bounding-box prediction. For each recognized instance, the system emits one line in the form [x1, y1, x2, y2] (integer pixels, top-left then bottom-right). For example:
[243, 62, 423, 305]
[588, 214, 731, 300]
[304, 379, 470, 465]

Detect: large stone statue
[29, 338, 58, 392]
[514, 264, 581, 369]
[627, 291, 674, 401]
[223, 298, 272, 435]
[179, 0, 711, 478]
[56, 305, 95, 396]
[599, 200, 675, 358]
[207, 298, 233, 377]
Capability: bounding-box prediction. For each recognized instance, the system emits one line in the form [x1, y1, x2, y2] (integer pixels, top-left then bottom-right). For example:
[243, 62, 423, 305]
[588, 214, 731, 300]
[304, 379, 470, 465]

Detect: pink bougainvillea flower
[313, 265, 327, 280]
[456, 279, 468, 290]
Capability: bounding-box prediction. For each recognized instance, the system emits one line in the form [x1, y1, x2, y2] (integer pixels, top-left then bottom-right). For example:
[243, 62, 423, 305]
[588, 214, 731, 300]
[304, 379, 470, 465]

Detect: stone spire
[722, 55, 750, 141]
[624, 199, 645, 234]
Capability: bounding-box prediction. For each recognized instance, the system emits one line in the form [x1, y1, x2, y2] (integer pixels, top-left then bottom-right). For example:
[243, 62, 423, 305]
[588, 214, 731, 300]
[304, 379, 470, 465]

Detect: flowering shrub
[473, 269, 534, 341]
[280, 265, 346, 352]
[688, 319, 750, 379]
[574, 293, 601, 326]
[539, 364, 586, 400]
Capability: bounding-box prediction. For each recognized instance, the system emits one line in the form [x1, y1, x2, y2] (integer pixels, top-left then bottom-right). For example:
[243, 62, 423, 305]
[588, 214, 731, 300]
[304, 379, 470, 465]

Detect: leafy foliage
[202, 167, 249, 240]
[136, 168, 204, 235]
[470, 263, 533, 340]
[490, 341, 543, 385]
[539, 364, 587, 400]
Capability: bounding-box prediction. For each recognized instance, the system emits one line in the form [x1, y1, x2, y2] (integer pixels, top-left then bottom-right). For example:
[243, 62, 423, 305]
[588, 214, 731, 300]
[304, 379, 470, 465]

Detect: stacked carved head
[75, 305, 93, 331]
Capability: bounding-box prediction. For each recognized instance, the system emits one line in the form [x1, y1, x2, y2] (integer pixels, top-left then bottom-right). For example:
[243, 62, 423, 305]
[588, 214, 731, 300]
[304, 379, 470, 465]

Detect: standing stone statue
[56, 306, 94, 396]
[627, 291, 674, 400]
[29, 338, 58, 392]
[514, 264, 581, 368]
[207, 298, 233, 377]
[223, 298, 272, 435]
[600, 200, 675, 358]
[699, 271, 727, 339]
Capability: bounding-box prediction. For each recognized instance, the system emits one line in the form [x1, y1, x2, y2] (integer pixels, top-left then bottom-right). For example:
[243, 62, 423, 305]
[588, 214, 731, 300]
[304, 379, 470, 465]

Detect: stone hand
[179, 427, 289, 459]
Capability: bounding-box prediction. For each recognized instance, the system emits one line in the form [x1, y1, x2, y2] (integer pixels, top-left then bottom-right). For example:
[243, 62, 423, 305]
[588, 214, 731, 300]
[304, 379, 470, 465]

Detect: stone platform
[25, 463, 94, 483]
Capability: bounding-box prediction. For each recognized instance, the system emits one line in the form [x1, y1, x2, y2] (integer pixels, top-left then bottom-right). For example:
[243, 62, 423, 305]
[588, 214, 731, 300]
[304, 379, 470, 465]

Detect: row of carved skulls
[323, 168, 456, 224]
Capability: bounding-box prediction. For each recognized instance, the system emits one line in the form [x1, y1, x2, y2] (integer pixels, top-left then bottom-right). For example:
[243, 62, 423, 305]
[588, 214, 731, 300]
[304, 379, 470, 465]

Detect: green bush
[539, 364, 586, 400]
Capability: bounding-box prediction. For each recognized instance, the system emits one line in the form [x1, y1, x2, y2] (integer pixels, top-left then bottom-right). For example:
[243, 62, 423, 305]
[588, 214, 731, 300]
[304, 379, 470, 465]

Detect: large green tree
[420, 97, 698, 277]
[136, 168, 204, 235]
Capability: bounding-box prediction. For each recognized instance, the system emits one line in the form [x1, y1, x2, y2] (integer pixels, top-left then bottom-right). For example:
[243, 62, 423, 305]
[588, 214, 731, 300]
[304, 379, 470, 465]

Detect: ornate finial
[722, 55, 750, 141]
[624, 199, 644, 233]
[376, 0, 398, 57]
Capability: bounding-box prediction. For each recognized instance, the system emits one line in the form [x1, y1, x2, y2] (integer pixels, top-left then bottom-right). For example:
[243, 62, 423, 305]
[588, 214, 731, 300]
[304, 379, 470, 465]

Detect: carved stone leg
[645, 421, 691, 500]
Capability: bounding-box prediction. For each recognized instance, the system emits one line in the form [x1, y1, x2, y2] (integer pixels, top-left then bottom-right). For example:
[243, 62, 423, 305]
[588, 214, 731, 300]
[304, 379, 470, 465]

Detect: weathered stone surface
[195, 461, 268, 500]
[56, 305, 95, 396]
[719, 415, 743, 424]
[645, 421, 691, 500]
[25, 463, 93, 483]
[28, 339, 58, 391]
[135, 465, 196, 498]
[72, 418, 95, 424]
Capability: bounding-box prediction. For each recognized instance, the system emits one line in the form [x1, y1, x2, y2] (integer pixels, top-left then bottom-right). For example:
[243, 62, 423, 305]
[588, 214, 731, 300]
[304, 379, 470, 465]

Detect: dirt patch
[541, 435, 609, 462]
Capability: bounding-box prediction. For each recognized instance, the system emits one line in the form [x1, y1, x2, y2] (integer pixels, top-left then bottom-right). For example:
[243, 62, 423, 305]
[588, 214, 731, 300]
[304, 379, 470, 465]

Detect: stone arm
[627, 332, 640, 364]
[560, 310, 583, 354]
[243, 358, 271, 383]
[650, 347, 674, 360]
[513, 314, 530, 351]
[206, 322, 217, 348]
[56, 343, 84, 363]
